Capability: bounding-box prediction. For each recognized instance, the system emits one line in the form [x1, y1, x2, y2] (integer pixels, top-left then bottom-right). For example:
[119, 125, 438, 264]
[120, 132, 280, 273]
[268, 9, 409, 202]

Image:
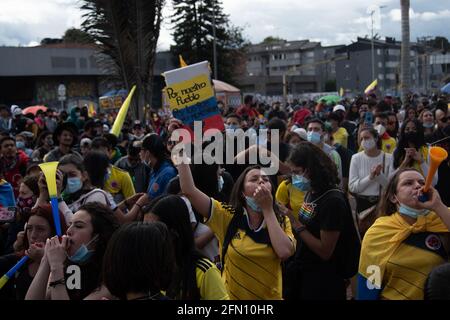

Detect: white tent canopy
[213, 79, 240, 93]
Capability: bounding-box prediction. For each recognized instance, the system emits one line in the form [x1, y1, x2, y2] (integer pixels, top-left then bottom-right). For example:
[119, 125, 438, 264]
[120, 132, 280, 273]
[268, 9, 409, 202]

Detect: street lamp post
[371, 10, 375, 81]
[369, 5, 387, 81]
[212, 0, 218, 80]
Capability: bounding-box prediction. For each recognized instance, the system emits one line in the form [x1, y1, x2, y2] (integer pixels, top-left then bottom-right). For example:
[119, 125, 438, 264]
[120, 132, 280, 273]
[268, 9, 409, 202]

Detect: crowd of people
[0, 91, 449, 300]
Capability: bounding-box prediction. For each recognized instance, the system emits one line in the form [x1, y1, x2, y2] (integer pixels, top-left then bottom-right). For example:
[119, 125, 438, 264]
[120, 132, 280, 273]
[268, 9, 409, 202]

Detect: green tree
[426, 36, 450, 52]
[262, 36, 285, 43]
[81, 0, 165, 120]
[170, 0, 248, 83]
[62, 28, 94, 44]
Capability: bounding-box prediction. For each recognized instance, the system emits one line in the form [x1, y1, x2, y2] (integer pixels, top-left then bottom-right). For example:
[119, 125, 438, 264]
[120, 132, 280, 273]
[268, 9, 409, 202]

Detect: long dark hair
[102, 222, 175, 300]
[83, 150, 110, 188]
[287, 142, 340, 194]
[393, 119, 426, 168]
[35, 130, 52, 149]
[70, 202, 119, 300]
[144, 195, 203, 300]
[144, 133, 170, 166]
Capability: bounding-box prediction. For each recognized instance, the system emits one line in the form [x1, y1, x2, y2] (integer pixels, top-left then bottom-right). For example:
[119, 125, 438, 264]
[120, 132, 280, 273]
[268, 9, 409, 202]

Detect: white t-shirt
[348, 151, 395, 196]
[59, 189, 117, 224]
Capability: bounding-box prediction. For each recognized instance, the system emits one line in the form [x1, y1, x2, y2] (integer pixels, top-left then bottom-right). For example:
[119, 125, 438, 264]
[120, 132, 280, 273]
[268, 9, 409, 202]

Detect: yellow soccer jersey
[381, 232, 448, 300]
[104, 165, 136, 201]
[206, 199, 295, 300]
[381, 136, 397, 154]
[275, 180, 305, 223]
[333, 127, 349, 148]
[196, 258, 229, 300]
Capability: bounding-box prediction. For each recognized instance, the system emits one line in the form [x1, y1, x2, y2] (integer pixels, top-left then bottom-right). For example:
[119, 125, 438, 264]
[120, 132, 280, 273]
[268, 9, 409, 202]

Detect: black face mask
[404, 132, 419, 144]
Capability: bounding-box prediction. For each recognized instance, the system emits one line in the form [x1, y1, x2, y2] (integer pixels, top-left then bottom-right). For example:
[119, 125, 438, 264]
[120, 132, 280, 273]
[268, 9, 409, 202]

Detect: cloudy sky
[1, 0, 449, 49]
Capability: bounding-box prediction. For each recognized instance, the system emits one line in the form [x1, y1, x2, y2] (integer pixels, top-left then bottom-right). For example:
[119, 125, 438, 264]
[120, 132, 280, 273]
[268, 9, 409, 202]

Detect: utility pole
[369, 5, 387, 81]
[371, 9, 375, 81]
[212, 0, 218, 80]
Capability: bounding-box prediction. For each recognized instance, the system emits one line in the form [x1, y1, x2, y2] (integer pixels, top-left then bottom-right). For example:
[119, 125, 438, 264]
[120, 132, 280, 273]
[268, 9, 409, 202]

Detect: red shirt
[236, 105, 259, 119]
[293, 108, 312, 126]
[0, 150, 29, 197]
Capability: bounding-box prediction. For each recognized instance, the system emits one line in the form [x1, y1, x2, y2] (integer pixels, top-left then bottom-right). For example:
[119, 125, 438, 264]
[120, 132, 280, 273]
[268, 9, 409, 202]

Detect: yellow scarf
[359, 212, 448, 286]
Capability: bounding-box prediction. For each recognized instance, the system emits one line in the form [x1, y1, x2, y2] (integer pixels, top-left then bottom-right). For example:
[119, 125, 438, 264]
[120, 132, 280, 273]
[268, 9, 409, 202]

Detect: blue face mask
[307, 131, 321, 144]
[68, 235, 98, 264]
[218, 176, 224, 192]
[16, 141, 25, 149]
[423, 122, 434, 129]
[65, 177, 83, 194]
[245, 196, 263, 213]
[104, 168, 111, 182]
[398, 203, 430, 218]
[292, 174, 311, 192]
[259, 125, 266, 129]
[226, 124, 238, 131]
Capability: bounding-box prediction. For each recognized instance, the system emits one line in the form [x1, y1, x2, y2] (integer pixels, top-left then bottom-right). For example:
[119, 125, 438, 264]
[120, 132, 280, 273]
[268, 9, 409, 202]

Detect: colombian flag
[364, 79, 378, 95]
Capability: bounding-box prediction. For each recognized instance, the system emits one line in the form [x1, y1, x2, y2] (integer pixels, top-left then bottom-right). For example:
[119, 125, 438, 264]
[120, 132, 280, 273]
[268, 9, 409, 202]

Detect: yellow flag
[179, 55, 188, 68]
[110, 85, 136, 137]
[339, 87, 344, 97]
[88, 103, 96, 117]
[364, 79, 378, 95]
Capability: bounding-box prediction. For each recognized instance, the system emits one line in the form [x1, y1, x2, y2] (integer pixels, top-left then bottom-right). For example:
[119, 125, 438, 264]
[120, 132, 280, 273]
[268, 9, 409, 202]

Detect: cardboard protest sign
[163, 61, 224, 132]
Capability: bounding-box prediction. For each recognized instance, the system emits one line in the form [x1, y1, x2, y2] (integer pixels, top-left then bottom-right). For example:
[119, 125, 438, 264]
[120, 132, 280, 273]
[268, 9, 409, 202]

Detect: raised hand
[253, 184, 273, 213]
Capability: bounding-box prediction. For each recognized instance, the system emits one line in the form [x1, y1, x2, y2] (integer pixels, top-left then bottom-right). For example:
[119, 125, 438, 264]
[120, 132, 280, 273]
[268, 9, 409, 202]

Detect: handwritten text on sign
[166, 74, 214, 111]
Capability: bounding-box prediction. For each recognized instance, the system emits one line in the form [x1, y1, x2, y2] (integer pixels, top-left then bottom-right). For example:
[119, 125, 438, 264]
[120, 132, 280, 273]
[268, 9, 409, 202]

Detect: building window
[79, 58, 87, 69]
[386, 61, 399, 68]
[388, 49, 400, 56]
[378, 74, 384, 80]
[378, 62, 383, 68]
[386, 73, 396, 80]
[377, 49, 382, 55]
[51, 57, 76, 68]
[89, 56, 98, 68]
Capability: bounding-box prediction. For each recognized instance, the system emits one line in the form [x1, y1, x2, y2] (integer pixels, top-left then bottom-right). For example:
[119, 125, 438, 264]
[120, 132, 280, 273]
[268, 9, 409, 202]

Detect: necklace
[298, 188, 342, 224]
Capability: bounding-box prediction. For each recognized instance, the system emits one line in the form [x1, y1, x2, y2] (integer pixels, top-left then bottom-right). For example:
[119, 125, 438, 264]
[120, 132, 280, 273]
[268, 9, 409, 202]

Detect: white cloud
[1, 0, 450, 49]
[389, 8, 450, 22]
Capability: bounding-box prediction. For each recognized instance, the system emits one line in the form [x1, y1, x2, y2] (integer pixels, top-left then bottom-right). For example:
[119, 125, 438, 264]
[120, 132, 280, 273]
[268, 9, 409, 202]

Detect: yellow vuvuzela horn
[110, 85, 137, 137]
[39, 162, 62, 236]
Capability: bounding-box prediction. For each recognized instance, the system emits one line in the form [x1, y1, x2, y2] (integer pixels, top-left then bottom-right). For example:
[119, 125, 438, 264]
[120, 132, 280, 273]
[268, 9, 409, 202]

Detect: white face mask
[361, 138, 376, 151]
[374, 124, 386, 136]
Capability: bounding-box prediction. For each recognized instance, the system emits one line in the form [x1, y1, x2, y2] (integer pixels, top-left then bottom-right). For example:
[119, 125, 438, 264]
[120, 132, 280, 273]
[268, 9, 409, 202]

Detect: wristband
[49, 278, 65, 288]
[294, 225, 307, 234]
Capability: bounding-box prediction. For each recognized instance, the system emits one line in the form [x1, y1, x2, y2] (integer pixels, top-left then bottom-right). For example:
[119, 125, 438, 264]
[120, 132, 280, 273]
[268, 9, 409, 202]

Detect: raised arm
[176, 160, 211, 219]
[25, 249, 51, 300]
